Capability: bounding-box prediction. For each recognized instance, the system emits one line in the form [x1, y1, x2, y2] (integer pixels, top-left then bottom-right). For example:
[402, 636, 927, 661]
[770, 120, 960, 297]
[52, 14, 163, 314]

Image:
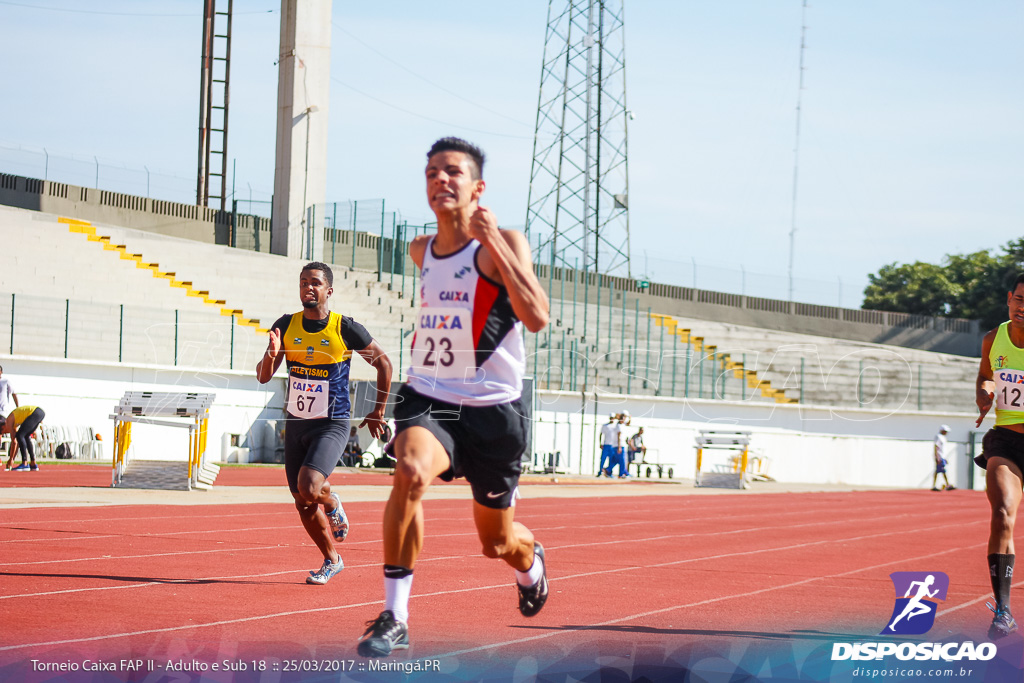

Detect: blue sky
[1, 1, 1021, 308]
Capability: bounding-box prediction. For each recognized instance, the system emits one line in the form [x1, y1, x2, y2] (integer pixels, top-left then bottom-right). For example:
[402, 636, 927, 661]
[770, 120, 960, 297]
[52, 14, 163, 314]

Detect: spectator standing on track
[0, 365, 19, 418]
[356, 138, 550, 658]
[598, 414, 620, 477]
[2, 405, 45, 471]
[257, 262, 392, 586]
[0, 365, 19, 462]
[973, 273, 1024, 638]
[612, 413, 630, 478]
[932, 425, 954, 491]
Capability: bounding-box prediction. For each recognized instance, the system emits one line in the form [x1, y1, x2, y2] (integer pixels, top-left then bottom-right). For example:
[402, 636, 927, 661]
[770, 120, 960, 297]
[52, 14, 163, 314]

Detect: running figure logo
[881, 572, 949, 635]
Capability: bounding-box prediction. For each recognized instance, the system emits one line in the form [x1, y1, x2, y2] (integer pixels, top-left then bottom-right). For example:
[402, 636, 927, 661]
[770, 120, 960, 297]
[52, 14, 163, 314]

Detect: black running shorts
[392, 384, 528, 509]
[283, 416, 350, 494]
[976, 427, 1024, 476]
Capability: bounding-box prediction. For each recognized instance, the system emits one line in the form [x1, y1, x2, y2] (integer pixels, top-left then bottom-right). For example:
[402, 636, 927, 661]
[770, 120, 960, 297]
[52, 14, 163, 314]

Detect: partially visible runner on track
[357, 137, 550, 658]
[974, 272, 1024, 638]
[257, 261, 392, 585]
[2, 405, 44, 472]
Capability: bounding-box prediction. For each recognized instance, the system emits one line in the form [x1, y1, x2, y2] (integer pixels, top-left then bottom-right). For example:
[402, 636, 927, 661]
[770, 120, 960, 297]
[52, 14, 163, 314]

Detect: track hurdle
[695, 430, 752, 489]
[109, 392, 215, 490]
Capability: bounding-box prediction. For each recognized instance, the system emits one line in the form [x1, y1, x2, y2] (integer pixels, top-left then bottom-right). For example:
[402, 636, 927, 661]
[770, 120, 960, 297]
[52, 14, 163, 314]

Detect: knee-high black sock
[989, 554, 1014, 609]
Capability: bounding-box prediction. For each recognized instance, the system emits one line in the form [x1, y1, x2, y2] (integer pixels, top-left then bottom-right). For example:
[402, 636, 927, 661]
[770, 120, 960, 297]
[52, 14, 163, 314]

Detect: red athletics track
[1, 486, 1022, 682]
[0, 463, 397, 488]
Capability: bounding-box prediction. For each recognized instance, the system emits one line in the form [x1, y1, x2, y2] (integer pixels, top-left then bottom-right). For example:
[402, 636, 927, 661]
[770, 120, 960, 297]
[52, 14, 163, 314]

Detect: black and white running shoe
[357, 610, 409, 657]
[518, 542, 549, 617]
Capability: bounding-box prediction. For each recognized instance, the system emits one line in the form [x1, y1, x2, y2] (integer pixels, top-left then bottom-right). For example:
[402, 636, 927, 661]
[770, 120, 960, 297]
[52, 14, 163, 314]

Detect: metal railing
[0, 291, 260, 371]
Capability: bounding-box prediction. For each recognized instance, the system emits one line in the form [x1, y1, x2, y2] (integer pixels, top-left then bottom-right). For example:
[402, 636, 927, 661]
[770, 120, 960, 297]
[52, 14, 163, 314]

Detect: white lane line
[0, 495, 935, 532]
[937, 579, 1024, 617]
[0, 510, 295, 526]
[437, 545, 974, 659]
[0, 553, 476, 602]
[0, 545, 287, 567]
[0, 523, 983, 652]
[0, 506, 938, 565]
[0, 509, 880, 546]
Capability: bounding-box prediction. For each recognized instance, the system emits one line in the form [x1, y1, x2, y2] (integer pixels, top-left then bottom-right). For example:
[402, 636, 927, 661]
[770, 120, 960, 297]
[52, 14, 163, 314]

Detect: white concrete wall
[0, 352, 990, 491]
[531, 391, 990, 490]
[1, 354, 285, 466]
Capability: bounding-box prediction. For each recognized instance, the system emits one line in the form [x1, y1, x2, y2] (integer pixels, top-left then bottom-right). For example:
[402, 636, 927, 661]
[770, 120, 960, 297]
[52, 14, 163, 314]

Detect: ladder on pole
[196, 0, 233, 210]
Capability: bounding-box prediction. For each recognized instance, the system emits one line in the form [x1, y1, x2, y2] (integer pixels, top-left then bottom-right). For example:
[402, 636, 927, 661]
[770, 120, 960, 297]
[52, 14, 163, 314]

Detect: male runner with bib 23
[257, 262, 392, 585]
[975, 273, 1024, 638]
[357, 138, 550, 657]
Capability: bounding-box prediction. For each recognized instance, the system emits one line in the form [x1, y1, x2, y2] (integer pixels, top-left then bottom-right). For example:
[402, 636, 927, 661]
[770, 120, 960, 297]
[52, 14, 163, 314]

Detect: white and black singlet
[396, 237, 529, 509]
[406, 237, 526, 406]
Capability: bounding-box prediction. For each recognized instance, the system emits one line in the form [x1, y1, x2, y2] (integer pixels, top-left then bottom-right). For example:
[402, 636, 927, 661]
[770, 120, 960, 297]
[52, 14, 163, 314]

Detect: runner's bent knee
[292, 496, 317, 516]
[393, 431, 447, 496]
[295, 469, 326, 505]
[393, 455, 435, 498]
[479, 533, 515, 559]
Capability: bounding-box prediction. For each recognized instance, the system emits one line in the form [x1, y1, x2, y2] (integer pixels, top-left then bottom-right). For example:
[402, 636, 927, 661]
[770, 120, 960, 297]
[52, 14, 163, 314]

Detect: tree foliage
[862, 240, 1024, 330]
[862, 262, 959, 317]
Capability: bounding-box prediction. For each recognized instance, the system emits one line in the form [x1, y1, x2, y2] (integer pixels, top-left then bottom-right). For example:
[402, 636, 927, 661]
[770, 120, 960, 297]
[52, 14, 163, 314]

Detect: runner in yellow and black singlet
[257, 261, 392, 586]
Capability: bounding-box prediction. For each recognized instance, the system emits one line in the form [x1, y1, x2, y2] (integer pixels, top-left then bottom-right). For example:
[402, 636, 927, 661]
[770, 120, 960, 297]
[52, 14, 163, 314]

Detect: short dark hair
[1011, 273, 1024, 294]
[301, 261, 333, 287]
[427, 137, 485, 180]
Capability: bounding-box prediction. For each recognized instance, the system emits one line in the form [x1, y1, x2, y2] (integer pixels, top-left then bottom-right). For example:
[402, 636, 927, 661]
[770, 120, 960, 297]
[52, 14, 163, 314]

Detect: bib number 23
[411, 307, 473, 379]
[422, 336, 455, 368]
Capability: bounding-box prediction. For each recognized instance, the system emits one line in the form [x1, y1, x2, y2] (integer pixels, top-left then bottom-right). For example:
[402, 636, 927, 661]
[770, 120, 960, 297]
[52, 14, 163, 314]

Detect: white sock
[515, 550, 544, 587]
[384, 574, 413, 624]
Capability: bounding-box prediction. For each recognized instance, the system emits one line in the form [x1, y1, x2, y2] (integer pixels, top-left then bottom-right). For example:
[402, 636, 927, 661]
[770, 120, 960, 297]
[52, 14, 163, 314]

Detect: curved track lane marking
[436, 545, 975, 659]
[0, 523, 984, 652]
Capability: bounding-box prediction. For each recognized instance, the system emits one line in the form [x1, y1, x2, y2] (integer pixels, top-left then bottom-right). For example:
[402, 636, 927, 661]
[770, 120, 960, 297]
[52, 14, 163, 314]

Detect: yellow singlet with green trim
[990, 321, 1024, 426]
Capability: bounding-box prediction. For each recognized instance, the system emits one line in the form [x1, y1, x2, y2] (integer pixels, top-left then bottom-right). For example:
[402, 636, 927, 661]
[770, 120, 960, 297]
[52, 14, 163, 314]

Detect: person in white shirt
[932, 424, 954, 491]
[0, 365, 19, 417]
[598, 414, 620, 477]
[611, 413, 630, 478]
[0, 366, 20, 462]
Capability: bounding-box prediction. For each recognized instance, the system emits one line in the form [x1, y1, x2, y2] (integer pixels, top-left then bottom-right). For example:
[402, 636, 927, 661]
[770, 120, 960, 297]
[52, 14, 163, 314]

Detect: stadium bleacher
[0, 199, 979, 412]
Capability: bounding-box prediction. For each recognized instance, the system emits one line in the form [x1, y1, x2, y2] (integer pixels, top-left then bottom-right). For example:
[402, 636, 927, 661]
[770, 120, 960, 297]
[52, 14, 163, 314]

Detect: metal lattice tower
[526, 0, 632, 279]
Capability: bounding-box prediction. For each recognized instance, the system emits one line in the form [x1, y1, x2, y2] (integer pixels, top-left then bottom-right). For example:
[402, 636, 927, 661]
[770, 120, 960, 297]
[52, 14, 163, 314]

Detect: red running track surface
[0, 488, 1021, 682]
[0, 463, 571, 489]
[0, 463, 399, 488]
